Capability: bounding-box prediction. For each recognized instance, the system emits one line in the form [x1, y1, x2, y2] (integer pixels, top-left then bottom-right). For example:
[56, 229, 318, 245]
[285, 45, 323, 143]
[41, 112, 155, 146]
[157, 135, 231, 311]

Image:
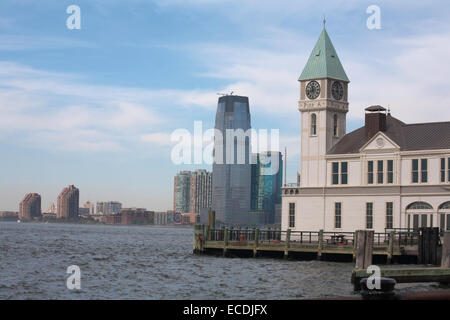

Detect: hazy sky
[1, 0, 449, 211]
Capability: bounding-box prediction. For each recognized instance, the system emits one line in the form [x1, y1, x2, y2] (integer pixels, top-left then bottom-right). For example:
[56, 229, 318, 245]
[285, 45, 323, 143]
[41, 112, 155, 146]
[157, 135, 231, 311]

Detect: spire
[298, 27, 349, 82]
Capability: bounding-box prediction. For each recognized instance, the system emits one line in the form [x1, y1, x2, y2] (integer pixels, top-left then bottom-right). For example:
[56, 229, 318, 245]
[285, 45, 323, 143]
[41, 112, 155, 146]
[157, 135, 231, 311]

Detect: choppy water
[0, 221, 441, 299]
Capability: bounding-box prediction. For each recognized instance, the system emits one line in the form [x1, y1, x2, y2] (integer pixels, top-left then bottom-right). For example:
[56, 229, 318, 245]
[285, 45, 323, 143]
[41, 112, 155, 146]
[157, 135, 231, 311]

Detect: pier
[193, 224, 420, 262]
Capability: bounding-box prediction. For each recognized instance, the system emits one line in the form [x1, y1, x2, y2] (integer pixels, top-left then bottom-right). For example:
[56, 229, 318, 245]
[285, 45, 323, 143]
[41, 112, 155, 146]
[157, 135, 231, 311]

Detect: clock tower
[298, 26, 349, 187]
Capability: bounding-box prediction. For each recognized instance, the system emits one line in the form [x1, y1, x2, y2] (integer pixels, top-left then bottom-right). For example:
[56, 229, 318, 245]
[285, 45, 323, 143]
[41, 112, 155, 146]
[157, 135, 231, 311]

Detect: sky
[1, 0, 450, 211]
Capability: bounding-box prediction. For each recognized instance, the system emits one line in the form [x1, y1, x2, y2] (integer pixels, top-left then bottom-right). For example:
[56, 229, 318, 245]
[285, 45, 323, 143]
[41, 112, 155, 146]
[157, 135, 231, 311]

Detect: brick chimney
[365, 105, 387, 139]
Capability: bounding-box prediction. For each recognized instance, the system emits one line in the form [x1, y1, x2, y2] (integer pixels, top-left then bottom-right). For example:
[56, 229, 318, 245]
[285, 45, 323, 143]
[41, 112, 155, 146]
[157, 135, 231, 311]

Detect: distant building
[96, 201, 122, 215]
[0, 211, 19, 220]
[181, 212, 200, 225]
[173, 169, 212, 214]
[19, 193, 41, 221]
[173, 171, 192, 213]
[78, 207, 90, 216]
[120, 208, 154, 225]
[44, 202, 56, 214]
[57, 185, 79, 219]
[212, 95, 252, 225]
[250, 152, 283, 225]
[83, 201, 95, 215]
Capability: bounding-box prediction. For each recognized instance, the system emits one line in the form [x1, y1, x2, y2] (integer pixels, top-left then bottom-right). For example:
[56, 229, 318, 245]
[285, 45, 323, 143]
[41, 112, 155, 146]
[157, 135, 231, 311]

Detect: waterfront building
[19, 193, 41, 221]
[251, 152, 283, 225]
[120, 208, 154, 225]
[282, 26, 450, 233]
[212, 95, 252, 225]
[189, 169, 212, 214]
[173, 171, 192, 213]
[96, 201, 122, 215]
[57, 185, 79, 219]
[173, 169, 212, 214]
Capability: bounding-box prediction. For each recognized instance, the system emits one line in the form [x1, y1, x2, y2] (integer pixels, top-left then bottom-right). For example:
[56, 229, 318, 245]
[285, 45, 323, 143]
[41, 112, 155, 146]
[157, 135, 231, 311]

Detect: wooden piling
[253, 228, 259, 258]
[223, 227, 228, 256]
[284, 229, 291, 259]
[208, 210, 215, 230]
[317, 229, 324, 260]
[442, 232, 450, 268]
[387, 231, 395, 264]
[355, 230, 374, 269]
[352, 231, 358, 262]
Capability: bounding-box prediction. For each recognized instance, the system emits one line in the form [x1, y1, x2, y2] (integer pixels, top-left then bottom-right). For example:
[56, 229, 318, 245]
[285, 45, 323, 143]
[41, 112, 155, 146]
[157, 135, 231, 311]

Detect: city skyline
[1, 1, 450, 211]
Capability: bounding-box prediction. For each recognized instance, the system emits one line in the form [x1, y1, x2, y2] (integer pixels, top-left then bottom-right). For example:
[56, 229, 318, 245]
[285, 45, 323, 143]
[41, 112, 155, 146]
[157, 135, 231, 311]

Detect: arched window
[333, 114, 338, 136]
[406, 201, 433, 210]
[439, 202, 450, 210]
[311, 114, 317, 135]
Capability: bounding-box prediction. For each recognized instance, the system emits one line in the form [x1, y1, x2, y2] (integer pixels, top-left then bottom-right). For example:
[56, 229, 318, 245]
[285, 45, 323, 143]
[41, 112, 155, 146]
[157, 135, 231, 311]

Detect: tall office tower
[57, 185, 79, 219]
[173, 171, 192, 213]
[189, 169, 212, 214]
[19, 193, 42, 220]
[212, 95, 252, 225]
[251, 152, 283, 225]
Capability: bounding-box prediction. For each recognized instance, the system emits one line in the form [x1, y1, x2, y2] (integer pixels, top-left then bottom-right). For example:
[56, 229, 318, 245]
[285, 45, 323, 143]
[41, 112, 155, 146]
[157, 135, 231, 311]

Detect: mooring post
[387, 231, 395, 264]
[223, 227, 229, 256]
[352, 231, 358, 262]
[284, 229, 291, 259]
[442, 232, 450, 268]
[193, 224, 204, 254]
[253, 228, 259, 258]
[317, 229, 324, 260]
[355, 230, 374, 269]
[208, 210, 215, 240]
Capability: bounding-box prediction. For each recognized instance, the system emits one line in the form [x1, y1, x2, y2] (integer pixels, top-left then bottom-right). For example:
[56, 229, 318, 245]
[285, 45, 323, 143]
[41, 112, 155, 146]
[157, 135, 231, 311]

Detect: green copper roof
[299, 28, 349, 82]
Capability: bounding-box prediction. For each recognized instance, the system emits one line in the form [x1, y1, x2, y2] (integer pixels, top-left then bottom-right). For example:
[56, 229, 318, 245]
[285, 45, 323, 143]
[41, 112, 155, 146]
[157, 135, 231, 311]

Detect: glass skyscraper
[212, 95, 252, 225]
[251, 152, 283, 225]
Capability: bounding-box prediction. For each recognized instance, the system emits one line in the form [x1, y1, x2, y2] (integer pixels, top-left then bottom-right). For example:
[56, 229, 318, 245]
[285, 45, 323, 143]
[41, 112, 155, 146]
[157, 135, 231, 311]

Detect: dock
[193, 224, 419, 262]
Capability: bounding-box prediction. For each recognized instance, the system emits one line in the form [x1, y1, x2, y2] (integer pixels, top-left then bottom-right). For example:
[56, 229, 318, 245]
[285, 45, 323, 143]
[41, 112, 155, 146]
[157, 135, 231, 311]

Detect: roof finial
[323, 15, 326, 29]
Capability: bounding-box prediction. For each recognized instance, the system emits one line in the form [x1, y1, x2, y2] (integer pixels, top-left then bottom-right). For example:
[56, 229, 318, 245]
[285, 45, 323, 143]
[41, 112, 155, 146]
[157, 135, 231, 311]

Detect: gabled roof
[299, 28, 349, 82]
[328, 115, 450, 154]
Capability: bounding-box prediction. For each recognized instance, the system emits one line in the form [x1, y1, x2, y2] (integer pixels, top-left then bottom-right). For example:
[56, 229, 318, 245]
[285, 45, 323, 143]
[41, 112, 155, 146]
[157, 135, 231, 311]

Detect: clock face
[331, 81, 344, 100]
[306, 80, 320, 100]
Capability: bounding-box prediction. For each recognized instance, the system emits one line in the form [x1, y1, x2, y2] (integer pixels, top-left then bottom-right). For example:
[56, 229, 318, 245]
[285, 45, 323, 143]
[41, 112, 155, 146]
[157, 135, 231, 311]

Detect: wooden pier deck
[193, 225, 419, 262]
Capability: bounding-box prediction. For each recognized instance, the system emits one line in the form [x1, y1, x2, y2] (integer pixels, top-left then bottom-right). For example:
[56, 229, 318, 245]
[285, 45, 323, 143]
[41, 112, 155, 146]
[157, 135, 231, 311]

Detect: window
[441, 214, 446, 232]
[333, 114, 338, 137]
[335, 202, 342, 228]
[377, 160, 384, 184]
[367, 161, 374, 184]
[311, 114, 317, 135]
[421, 159, 428, 183]
[413, 214, 419, 231]
[366, 203, 373, 229]
[406, 201, 433, 210]
[412, 159, 419, 183]
[448, 158, 450, 182]
[421, 214, 428, 228]
[289, 203, 295, 228]
[441, 158, 446, 183]
[341, 162, 348, 185]
[332, 162, 339, 185]
[386, 202, 393, 229]
[387, 160, 394, 184]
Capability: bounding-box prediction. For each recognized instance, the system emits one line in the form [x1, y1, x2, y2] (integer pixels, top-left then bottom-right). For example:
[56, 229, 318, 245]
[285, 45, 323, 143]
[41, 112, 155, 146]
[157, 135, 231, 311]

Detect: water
[0, 221, 441, 299]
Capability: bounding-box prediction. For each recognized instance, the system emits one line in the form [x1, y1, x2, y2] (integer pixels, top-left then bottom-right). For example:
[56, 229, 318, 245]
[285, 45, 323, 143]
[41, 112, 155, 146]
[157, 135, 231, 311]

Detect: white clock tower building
[298, 26, 350, 187]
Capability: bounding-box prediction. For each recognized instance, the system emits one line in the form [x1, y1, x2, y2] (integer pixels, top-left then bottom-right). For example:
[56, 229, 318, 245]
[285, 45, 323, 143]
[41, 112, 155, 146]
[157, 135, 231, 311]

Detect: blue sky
[1, 0, 450, 211]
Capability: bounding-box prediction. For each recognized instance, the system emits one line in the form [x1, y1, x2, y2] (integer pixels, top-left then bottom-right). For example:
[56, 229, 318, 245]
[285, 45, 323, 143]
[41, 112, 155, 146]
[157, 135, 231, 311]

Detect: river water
[0, 221, 440, 299]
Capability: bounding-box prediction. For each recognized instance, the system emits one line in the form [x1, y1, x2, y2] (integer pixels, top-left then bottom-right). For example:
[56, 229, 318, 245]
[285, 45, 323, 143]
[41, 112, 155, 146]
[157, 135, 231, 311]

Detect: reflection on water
[0, 222, 439, 299]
